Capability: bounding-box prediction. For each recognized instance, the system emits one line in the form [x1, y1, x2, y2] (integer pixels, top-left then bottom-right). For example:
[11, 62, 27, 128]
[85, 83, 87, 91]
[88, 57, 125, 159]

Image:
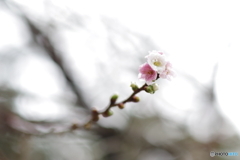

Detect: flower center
[147, 70, 154, 74]
[153, 61, 161, 67]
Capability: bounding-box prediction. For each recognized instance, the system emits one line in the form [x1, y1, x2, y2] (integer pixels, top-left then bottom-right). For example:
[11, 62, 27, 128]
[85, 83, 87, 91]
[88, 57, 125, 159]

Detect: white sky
[1, 0, 240, 134]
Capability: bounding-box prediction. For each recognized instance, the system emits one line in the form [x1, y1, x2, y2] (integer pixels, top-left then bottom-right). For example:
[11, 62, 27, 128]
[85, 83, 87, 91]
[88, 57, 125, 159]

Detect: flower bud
[144, 86, 153, 93]
[144, 83, 158, 94]
[152, 83, 159, 92]
[118, 103, 125, 109]
[130, 83, 139, 91]
[132, 96, 140, 102]
[102, 110, 114, 117]
[110, 94, 118, 103]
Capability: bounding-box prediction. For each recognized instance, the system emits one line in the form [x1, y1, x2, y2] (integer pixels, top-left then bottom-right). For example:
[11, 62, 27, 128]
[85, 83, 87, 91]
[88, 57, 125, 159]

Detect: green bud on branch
[110, 94, 118, 104]
[144, 83, 158, 94]
[144, 86, 153, 93]
[132, 96, 140, 102]
[102, 110, 114, 117]
[130, 83, 139, 91]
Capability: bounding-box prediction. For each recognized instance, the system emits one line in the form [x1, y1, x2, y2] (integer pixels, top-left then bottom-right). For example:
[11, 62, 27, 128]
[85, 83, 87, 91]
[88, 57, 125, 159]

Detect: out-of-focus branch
[3, 0, 89, 109]
[22, 15, 89, 109]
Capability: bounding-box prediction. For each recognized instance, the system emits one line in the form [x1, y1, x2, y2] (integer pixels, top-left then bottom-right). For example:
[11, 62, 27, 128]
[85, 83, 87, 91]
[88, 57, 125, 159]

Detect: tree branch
[23, 16, 89, 109]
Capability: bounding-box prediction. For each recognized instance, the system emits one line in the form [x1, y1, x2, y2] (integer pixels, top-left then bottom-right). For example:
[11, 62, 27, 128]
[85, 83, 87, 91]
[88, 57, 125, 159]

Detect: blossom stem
[114, 83, 147, 106]
[84, 83, 148, 129]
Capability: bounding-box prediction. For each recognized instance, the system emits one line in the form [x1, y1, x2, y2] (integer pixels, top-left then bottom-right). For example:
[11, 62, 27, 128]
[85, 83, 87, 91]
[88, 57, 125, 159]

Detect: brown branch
[84, 83, 148, 129]
[23, 16, 89, 109]
[6, 83, 148, 136]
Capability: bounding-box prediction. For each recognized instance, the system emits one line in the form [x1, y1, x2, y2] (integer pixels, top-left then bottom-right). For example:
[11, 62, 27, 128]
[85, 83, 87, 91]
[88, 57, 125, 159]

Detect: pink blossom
[138, 63, 157, 84]
[159, 62, 175, 80]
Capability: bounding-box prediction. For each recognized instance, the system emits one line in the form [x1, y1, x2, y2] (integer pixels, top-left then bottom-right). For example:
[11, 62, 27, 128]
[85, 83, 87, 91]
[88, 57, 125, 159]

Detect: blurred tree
[0, 1, 239, 160]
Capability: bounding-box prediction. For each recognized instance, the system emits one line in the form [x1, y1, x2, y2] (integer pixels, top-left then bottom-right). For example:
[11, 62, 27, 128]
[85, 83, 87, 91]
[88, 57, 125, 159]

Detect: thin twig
[84, 83, 147, 128]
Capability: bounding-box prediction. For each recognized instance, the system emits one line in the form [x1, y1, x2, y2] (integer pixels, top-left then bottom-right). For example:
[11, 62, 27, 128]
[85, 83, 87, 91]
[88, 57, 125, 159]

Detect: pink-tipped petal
[138, 63, 157, 84]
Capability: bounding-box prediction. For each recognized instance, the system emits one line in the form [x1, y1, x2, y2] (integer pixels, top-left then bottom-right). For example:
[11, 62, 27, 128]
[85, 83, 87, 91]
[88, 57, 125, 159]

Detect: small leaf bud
[132, 96, 140, 102]
[130, 83, 139, 91]
[102, 110, 114, 117]
[110, 94, 118, 103]
[118, 103, 125, 109]
[144, 86, 153, 93]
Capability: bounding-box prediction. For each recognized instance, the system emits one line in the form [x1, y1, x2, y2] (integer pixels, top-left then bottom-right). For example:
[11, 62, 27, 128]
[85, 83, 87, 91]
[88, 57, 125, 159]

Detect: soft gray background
[0, 0, 240, 160]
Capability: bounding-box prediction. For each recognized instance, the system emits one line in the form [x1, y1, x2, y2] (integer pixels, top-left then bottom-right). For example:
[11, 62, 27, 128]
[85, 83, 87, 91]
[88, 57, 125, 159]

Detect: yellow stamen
[153, 61, 161, 67]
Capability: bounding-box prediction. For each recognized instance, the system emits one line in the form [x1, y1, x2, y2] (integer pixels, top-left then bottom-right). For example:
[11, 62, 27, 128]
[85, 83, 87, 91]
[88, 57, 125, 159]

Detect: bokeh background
[0, 0, 240, 160]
